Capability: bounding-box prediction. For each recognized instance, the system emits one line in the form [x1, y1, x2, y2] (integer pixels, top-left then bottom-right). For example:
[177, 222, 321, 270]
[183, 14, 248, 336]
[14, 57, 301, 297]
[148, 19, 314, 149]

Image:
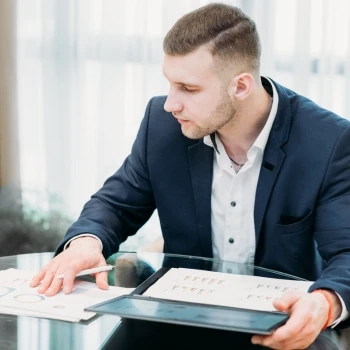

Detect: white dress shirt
[203, 76, 278, 265]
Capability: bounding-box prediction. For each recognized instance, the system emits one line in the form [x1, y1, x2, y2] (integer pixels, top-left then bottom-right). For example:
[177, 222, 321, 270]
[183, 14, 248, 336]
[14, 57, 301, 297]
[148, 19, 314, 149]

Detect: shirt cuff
[330, 292, 349, 328]
[63, 234, 103, 252]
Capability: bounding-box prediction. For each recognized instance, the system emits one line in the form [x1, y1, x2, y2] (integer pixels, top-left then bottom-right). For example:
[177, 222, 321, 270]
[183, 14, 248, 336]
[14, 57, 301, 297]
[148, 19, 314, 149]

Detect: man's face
[163, 46, 236, 139]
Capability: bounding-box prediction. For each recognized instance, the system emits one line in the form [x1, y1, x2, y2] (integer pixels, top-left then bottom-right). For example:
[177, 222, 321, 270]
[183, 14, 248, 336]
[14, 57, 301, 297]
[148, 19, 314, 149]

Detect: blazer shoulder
[149, 95, 167, 106]
[272, 79, 350, 131]
[296, 97, 350, 137]
[281, 85, 350, 135]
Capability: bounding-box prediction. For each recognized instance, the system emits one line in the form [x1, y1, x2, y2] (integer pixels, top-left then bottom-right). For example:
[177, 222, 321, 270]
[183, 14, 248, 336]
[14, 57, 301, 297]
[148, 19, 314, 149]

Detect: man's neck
[217, 85, 273, 160]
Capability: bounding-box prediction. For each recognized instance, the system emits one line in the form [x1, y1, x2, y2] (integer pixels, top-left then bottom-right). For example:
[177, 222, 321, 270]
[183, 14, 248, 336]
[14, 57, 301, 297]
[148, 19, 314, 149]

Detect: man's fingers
[252, 322, 315, 350]
[61, 269, 80, 294]
[277, 308, 311, 338]
[252, 292, 327, 349]
[95, 271, 109, 290]
[30, 239, 108, 296]
[37, 265, 60, 294]
[44, 266, 82, 295]
[264, 311, 309, 345]
[93, 257, 109, 289]
[45, 277, 64, 296]
[30, 269, 47, 287]
[252, 321, 308, 349]
[30, 262, 52, 287]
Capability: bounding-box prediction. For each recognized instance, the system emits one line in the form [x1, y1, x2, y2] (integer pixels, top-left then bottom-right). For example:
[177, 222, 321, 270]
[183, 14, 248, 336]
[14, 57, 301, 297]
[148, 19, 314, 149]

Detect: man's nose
[164, 92, 183, 114]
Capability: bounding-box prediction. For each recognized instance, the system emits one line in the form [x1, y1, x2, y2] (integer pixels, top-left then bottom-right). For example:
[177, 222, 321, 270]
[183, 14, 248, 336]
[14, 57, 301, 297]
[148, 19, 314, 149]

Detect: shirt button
[228, 238, 234, 244]
[230, 201, 236, 207]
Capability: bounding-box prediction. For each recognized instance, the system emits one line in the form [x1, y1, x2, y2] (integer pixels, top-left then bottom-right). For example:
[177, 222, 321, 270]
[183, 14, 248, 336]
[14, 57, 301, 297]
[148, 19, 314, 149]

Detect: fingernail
[251, 337, 258, 344]
[63, 286, 70, 294]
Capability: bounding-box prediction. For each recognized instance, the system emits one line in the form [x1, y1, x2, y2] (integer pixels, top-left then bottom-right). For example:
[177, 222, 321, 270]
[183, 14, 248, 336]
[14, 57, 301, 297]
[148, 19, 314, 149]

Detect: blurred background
[0, 0, 349, 255]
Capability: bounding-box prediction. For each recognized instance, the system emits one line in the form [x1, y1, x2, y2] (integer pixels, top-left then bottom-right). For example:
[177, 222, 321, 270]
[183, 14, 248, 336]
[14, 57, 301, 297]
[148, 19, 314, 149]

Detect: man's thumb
[96, 271, 109, 290]
[273, 291, 301, 312]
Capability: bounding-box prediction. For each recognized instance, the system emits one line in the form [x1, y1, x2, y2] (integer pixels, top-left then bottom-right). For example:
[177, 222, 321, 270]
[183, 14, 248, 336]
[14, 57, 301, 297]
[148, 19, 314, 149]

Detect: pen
[56, 265, 115, 279]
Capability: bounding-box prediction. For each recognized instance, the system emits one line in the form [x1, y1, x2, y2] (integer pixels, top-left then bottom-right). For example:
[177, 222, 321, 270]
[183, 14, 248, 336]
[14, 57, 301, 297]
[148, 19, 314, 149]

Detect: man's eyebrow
[163, 71, 201, 87]
[166, 78, 201, 87]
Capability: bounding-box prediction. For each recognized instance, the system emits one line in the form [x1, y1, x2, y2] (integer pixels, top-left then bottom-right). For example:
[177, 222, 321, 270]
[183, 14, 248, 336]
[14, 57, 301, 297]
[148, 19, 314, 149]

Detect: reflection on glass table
[0, 252, 348, 350]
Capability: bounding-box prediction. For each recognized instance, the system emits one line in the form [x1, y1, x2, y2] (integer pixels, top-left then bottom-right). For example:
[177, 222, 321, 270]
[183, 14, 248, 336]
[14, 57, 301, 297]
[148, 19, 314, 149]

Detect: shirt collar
[203, 76, 279, 153]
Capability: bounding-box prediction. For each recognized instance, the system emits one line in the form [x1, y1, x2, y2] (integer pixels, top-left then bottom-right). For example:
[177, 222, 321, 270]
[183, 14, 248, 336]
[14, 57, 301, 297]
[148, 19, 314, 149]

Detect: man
[31, 3, 350, 349]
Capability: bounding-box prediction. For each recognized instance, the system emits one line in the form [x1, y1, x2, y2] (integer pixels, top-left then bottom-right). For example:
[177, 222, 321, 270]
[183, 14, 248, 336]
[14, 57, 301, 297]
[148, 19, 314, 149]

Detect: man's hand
[251, 290, 341, 349]
[30, 237, 108, 296]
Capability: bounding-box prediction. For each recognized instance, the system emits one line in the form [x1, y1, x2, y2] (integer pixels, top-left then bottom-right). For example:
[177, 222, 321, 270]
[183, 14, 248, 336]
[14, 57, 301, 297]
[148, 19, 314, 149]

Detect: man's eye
[183, 87, 196, 92]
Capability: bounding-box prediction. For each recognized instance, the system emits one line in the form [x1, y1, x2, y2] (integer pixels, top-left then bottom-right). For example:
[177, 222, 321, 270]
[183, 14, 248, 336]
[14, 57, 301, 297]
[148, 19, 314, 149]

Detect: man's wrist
[64, 234, 103, 252]
[312, 289, 342, 326]
[69, 236, 99, 247]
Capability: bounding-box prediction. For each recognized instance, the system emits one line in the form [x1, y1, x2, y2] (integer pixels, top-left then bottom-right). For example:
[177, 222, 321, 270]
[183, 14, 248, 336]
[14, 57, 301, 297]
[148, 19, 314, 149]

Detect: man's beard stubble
[181, 93, 236, 140]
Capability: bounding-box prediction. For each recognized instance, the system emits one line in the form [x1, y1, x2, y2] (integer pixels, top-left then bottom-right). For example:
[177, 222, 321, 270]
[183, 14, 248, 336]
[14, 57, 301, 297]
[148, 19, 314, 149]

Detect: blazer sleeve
[55, 98, 157, 258]
[308, 123, 350, 320]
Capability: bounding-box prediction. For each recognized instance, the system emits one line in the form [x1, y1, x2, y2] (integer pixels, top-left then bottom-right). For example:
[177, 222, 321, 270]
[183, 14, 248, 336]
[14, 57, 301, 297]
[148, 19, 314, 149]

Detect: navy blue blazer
[57, 78, 350, 311]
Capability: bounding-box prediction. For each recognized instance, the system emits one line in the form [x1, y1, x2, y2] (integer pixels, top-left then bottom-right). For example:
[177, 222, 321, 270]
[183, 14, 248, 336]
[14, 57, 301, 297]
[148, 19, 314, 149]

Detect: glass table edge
[113, 251, 308, 281]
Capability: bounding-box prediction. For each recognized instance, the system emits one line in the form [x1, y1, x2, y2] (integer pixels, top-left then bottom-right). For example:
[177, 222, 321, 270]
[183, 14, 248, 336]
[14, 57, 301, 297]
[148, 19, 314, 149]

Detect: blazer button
[230, 201, 236, 207]
[229, 238, 234, 244]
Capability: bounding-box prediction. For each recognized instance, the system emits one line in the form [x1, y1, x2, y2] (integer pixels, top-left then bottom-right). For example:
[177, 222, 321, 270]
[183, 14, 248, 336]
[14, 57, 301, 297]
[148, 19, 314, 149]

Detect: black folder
[85, 267, 288, 335]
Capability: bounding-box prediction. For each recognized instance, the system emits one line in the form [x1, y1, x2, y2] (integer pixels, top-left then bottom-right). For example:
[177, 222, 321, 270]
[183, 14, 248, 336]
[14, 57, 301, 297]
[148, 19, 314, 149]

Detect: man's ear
[229, 73, 254, 101]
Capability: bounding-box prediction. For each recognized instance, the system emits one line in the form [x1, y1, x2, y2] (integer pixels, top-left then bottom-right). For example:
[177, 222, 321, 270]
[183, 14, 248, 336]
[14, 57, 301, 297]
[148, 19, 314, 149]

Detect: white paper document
[0, 268, 133, 322]
[143, 268, 313, 312]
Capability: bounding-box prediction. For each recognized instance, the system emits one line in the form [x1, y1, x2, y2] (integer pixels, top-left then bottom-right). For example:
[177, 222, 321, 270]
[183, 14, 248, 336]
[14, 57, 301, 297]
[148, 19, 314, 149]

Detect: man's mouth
[177, 118, 190, 125]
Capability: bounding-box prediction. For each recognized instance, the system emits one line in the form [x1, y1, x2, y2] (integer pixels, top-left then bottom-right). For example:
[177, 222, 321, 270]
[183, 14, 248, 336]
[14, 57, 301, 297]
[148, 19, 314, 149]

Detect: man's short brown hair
[163, 3, 261, 74]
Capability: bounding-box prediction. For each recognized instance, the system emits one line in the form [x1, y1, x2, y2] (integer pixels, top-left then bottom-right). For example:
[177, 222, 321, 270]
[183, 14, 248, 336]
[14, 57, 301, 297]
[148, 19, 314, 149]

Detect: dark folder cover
[85, 267, 288, 335]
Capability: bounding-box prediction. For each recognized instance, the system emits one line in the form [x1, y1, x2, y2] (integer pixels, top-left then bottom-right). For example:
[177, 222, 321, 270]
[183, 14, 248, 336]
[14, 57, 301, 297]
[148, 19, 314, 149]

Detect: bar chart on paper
[143, 268, 313, 312]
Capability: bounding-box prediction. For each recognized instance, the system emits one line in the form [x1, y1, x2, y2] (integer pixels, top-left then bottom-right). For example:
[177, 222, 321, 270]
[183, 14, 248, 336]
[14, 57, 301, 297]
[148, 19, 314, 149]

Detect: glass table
[0, 252, 349, 350]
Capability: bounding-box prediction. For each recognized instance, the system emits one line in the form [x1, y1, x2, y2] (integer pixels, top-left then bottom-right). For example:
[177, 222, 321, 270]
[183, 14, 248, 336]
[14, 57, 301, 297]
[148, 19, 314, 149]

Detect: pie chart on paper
[13, 294, 45, 303]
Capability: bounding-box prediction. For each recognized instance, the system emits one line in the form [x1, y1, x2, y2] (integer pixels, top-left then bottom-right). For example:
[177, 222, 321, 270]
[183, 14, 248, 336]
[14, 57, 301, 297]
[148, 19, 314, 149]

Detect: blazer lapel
[254, 142, 285, 244]
[254, 77, 291, 245]
[188, 141, 214, 258]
